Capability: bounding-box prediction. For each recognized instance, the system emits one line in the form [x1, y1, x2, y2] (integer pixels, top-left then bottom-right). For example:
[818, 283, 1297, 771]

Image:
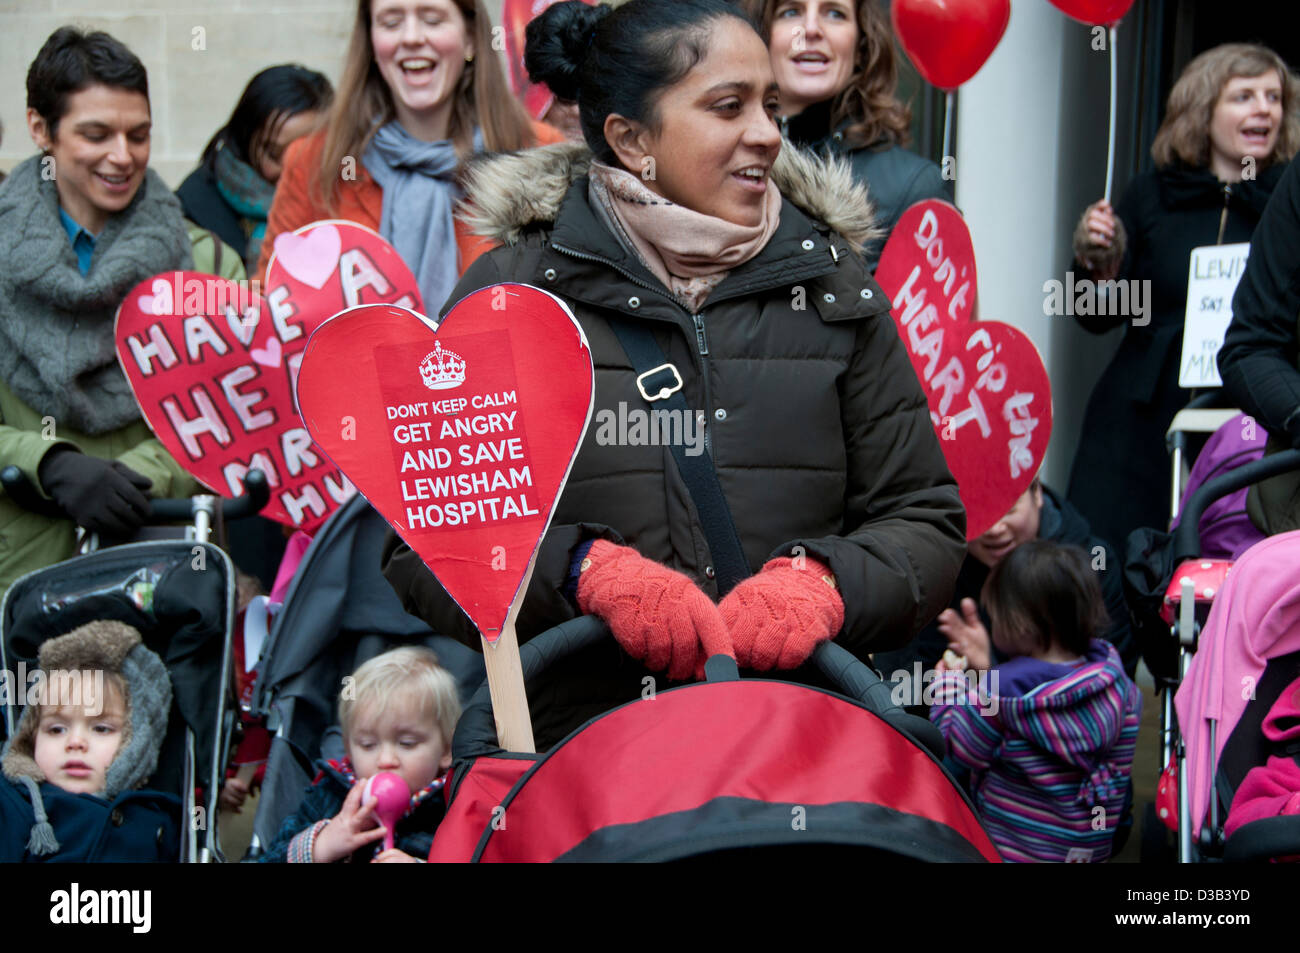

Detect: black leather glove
[37, 447, 152, 536]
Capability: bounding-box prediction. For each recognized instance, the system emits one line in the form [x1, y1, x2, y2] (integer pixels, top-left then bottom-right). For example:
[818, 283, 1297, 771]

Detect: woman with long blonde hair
[258, 0, 564, 310]
[1068, 43, 1298, 553]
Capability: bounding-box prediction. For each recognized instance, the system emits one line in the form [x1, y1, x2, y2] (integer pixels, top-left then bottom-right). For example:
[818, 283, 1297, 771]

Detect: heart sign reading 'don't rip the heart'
[876, 201, 1053, 540]
[295, 286, 594, 751]
[114, 222, 423, 532]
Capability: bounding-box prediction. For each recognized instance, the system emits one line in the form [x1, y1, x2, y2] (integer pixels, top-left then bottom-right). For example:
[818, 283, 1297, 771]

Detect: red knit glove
[576, 540, 731, 681]
[720, 556, 844, 671]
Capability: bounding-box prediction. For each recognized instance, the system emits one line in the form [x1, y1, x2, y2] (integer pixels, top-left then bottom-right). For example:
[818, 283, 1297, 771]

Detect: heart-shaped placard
[295, 285, 594, 640]
[876, 200, 1053, 539]
[891, 0, 1010, 91]
[115, 221, 423, 532]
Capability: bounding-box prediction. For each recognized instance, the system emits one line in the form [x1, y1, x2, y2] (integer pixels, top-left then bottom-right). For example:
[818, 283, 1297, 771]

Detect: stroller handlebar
[452, 614, 944, 761]
[0, 464, 269, 524]
[1172, 448, 1300, 565]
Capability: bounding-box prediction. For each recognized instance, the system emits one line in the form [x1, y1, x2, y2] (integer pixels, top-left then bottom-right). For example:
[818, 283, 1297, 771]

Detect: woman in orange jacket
[259, 0, 564, 306]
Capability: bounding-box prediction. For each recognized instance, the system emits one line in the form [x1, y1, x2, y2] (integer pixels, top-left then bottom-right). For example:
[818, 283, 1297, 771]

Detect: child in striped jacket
[930, 540, 1142, 862]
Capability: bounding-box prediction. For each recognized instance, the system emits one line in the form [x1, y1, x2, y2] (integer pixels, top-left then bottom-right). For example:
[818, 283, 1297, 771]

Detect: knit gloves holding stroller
[575, 541, 844, 678]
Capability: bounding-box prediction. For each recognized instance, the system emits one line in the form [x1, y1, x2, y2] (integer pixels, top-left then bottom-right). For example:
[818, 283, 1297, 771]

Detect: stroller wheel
[1140, 802, 1175, 864]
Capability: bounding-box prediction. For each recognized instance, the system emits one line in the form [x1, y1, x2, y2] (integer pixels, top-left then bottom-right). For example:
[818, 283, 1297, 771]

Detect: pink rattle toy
[362, 771, 411, 852]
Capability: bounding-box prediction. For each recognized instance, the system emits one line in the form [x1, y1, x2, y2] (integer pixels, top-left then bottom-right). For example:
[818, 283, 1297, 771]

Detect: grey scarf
[0, 155, 193, 434]
[363, 122, 481, 314]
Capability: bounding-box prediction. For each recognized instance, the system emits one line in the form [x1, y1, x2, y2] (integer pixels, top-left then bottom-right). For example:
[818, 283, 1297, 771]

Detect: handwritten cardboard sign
[114, 222, 423, 531]
[294, 285, 594, 640]
[1179, 242, 1250, 388]
[876, 200, 1053, 539]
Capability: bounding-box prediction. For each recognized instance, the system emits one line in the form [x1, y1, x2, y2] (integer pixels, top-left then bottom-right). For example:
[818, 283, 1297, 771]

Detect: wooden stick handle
[481, 623, 535, 753]
[480, 551, 539, 753]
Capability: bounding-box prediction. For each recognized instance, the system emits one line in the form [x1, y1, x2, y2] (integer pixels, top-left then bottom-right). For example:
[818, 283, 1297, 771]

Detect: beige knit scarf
[587, 161, 781, 312]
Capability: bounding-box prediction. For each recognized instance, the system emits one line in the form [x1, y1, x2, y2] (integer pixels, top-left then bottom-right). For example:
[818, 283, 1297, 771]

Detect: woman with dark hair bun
[178, 65, 334, 272]
[742, 0, 950, 265]
[383, 0, 966, 748]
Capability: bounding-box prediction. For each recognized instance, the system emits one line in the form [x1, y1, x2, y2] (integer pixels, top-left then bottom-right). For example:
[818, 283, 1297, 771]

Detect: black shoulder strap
[607, 318, 750, 595]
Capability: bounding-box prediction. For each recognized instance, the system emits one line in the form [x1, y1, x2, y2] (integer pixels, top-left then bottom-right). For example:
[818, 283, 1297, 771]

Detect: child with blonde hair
[261, 645, 461, 863]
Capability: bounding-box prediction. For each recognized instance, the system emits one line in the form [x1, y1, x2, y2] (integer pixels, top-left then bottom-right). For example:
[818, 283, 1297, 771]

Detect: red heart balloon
[1047, 0, 1134, 27]
[294, 285, 594, 640]
[114, 221, 423, 531]
[891, 0, 1011, 91]
[876, 201, 1053, 539]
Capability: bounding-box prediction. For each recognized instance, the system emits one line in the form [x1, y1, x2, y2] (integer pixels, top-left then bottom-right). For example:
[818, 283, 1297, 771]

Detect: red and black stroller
[430, 615, 1000, 862]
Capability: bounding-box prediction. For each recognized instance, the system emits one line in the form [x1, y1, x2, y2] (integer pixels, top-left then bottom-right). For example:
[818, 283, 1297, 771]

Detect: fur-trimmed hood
[458, 139, 881, 254]
[2, 620, 171, 798]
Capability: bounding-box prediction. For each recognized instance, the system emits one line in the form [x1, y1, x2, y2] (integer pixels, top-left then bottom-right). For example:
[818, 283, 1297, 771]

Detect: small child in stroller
[0, 621, 179, 862]
[930, 540, 1142, 862]
[260, 646, 461, 863]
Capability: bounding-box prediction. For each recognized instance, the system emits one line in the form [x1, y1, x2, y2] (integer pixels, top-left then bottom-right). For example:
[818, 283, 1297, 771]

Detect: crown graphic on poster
[419, 341, 467, 390]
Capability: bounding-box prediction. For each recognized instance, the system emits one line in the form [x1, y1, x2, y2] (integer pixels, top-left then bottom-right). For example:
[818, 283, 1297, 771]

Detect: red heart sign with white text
[115, 221, 422, 531]
[294, 285, 594, 640]
[877, 200, 1053, 539]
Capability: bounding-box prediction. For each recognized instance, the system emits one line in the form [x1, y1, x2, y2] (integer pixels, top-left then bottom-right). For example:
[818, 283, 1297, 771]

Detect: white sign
[1180, 242, 1251, 388]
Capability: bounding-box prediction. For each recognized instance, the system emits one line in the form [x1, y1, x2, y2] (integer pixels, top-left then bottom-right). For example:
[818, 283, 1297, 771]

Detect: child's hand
[372, 849, 423, 863]
[937, 598, 992, 671]
[219, 777, 250, 813]
[313, 782, 386, 864]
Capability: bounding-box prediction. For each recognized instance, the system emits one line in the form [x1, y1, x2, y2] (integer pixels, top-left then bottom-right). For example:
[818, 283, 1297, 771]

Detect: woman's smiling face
[610, 16, 783, 227]
[370, 0, 473, 137]
[26, 84, 151, 235]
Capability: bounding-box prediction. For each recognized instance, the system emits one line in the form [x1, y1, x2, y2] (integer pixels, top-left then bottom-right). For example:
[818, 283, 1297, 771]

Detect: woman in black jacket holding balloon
[1067, 43, 1296, 552]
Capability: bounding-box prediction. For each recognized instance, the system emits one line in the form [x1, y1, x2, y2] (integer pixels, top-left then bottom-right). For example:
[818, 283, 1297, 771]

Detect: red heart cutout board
[115, 221, 423, 532]
[294, 285, 594, 642]
[892, 0, 1010, 91]
[876, 200, 1053, 540]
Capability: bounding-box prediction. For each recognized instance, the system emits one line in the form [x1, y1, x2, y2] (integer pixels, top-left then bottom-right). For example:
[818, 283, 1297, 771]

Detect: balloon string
[1105, 26, 1118, 203]
[942, 90, 954, 170]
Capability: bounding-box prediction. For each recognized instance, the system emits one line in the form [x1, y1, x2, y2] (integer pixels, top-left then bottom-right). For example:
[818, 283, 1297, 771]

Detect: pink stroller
[1174, 528, 1300, 861]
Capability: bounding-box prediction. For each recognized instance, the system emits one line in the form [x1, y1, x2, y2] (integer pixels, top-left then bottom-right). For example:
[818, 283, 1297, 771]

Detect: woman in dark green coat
[0, 27, 214, 594]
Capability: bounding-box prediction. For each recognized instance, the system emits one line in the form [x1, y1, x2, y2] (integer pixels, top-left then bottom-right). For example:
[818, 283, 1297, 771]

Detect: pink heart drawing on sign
[251, 336, 282, 367]
[273, 224, 342, 289]
[876, 200, 1053, 539]
[137, 277, 174, 316]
